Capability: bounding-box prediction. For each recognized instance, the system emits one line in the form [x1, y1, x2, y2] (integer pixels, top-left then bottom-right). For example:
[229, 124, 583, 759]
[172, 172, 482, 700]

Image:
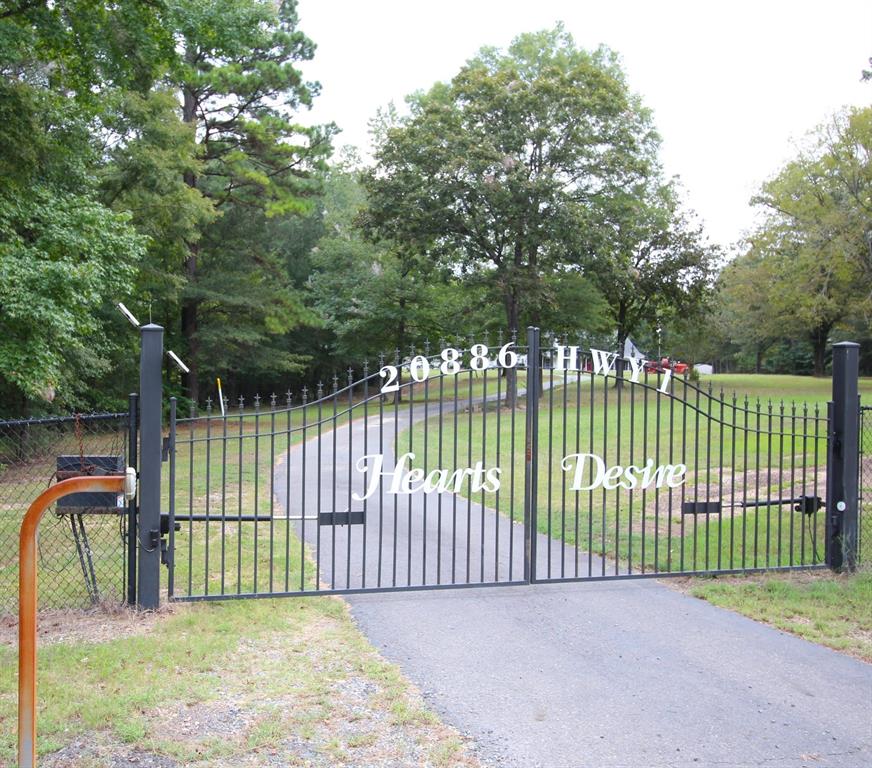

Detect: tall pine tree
[169, 0, 334, 402]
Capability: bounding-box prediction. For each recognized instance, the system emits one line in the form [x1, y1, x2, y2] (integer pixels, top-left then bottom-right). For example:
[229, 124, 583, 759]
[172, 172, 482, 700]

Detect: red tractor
[643, 357, 689, 375]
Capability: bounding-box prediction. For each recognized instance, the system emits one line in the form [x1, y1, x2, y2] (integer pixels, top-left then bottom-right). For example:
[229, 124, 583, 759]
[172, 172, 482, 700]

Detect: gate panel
[533, 337, 829, 581]
[167, 341, 530, 600]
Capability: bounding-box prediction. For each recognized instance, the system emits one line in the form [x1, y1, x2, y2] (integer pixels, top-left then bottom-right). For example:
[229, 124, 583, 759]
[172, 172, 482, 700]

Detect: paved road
[274, 393, 872, 768]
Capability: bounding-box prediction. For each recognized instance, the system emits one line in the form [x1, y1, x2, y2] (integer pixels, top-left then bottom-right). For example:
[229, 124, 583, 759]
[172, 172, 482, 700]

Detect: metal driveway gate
[164, 330, 860, 602]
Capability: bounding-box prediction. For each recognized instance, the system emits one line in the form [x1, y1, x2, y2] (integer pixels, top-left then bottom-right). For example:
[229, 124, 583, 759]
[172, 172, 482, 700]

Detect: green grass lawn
[681, 569, 872, 662]
[706, 373, 872, 403]
[0, 597, 480, 766]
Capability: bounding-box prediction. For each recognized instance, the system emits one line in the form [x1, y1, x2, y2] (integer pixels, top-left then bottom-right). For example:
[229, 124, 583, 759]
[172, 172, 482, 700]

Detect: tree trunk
[755, 344, 763, 374]
[181, 245, 199, 405]
[614, 304, 628, 389]
[811, 324, 832, 377]
[181, 64, 200, 405]
[393, 302, 406, 404]
[524, 243, 544, 400]
[503, 287, 519, 409]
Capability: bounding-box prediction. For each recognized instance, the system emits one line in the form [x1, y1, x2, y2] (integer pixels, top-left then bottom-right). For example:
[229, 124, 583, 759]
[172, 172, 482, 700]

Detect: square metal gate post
[524, 326, 540, 583]
[826, 341, 860, 571]
[137, 323, 164, 609]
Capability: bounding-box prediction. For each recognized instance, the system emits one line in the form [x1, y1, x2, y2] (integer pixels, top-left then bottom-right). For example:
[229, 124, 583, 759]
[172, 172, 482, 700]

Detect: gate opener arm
[682, 496, 824, 515]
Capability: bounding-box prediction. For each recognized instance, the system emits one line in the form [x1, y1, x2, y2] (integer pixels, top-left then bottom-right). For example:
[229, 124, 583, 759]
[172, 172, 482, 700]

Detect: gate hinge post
[137, 323, 164, 609]
[826, 342, 860, 572]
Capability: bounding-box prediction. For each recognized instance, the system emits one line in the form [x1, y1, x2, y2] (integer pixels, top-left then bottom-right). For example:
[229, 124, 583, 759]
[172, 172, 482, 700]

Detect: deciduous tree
[362, 26, 659, 402]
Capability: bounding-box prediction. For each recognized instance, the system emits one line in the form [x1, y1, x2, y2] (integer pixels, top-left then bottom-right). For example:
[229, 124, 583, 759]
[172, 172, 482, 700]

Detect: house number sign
[378, 343, 518, 393]
[378, 343, 675, 395]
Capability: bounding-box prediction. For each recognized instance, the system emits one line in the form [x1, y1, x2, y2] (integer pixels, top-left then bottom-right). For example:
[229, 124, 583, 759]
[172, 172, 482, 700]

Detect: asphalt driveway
[274, 392, 872, 768]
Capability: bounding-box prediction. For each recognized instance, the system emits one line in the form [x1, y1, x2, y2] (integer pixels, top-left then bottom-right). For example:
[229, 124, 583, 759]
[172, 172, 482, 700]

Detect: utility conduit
[19, 473, 135, 768]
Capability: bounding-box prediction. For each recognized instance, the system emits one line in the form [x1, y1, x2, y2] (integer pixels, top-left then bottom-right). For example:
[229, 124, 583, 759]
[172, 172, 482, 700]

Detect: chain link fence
[860, 406, 871, 568]
[0, 412, 131, 615]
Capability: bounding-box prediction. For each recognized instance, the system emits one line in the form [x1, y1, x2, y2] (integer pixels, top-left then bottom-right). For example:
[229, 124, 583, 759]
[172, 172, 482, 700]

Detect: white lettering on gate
[560, 453, 687, 492]
[626, 356, 645, 383]
[589, 348, 620, 376]
[352, 452, 502, 502]
[554, 344, 579, 372]
[352, 451, 685, 501]
[550, 345, 674, 393]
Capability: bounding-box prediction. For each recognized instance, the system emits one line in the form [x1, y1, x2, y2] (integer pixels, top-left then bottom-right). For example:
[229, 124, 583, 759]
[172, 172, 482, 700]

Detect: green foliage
[718, 107, 872, 375]
[194, 204, 317, 384]
[582, 179, 718, 353]
[0, 0, 334, 411]
[362, 26, 644, 336]
[164, 0, 335, 400]
[308, 167, 481, 364]
[0, 3, 164, 410]
[100, 88, 217, 306]
[0, 0, 173, 100]
[169, 0, 334, 216]
[0, 184, 144, 405]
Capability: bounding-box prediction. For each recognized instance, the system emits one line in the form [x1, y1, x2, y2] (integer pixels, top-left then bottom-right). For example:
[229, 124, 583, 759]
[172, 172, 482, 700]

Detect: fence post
[126, 392, 139, 606]
[524, 326, 540, 583]
[826, 341, 860, 571]
[137, 324, 163, 609]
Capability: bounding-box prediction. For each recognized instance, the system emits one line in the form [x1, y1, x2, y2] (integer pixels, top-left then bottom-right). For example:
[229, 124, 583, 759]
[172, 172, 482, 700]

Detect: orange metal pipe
[19, 475, 126, 768]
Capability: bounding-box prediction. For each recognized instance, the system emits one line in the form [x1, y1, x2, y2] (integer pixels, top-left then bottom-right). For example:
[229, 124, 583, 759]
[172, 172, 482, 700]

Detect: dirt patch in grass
[0, 602, 174, 648]
[637, 466, 827, 538]
[130, 601, 483, 766]
[43, 732, 180, 768]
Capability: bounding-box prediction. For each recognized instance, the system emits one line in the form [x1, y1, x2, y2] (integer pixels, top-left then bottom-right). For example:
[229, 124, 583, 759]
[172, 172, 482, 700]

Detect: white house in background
[694, 364, 714, 375]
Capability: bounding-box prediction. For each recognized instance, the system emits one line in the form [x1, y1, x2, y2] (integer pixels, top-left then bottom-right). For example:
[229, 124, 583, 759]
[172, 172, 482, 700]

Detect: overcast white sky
[296, 0, 870, 251]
